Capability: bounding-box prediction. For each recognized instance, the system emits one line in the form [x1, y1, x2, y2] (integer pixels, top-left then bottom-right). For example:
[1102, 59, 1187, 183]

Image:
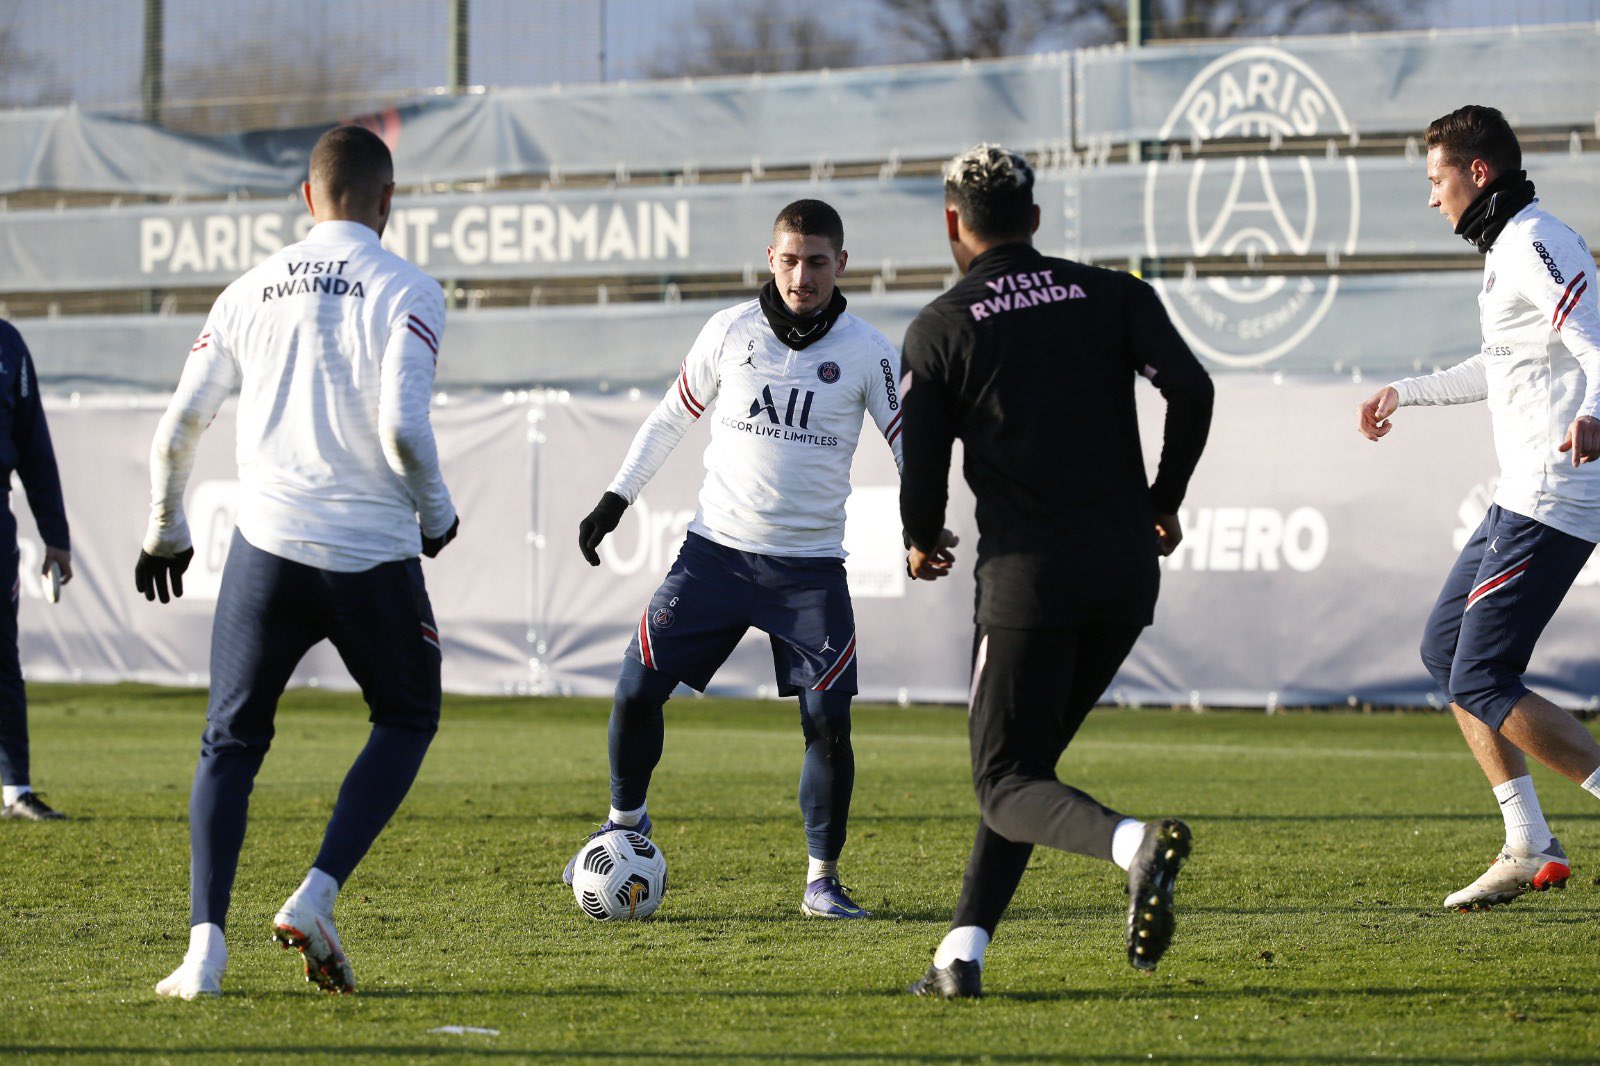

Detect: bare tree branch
[652, 0, 863, 77]
[879, 0, 1402, 56]
[0, 28, 70, 108]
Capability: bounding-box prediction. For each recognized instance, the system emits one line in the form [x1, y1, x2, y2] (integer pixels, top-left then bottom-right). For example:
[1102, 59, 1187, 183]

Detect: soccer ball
[571, 829, 668, 921]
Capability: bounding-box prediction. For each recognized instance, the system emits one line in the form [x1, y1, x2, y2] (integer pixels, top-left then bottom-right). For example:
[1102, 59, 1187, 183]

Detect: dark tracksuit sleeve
[1126, 278, 1213, 515]
[8, 340, 69, 551]
[898, 314, 960, 553]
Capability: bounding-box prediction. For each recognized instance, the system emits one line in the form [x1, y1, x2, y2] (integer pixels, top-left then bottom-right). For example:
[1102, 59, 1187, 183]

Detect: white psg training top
[608, 298, 905, 557]
[1390, 201, 1600, 542]
[145, 220, 456, 571]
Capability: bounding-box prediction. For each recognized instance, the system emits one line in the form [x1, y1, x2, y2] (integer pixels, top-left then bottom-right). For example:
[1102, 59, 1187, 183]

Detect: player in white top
[143, 127, 459, 999]
[569, 199, 954, 918]
[1358, 106, 1600, 910]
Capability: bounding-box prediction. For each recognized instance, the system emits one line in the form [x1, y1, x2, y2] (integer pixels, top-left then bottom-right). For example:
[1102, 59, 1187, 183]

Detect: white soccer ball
[571, 829, 668, 921]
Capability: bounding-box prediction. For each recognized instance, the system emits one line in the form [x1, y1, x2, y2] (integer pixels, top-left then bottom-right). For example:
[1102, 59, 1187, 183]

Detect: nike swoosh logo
[1499, 796, 1513, 805]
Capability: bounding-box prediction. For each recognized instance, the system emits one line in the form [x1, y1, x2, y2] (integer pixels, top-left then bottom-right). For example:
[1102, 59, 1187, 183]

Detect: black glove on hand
[134, 547, 195, 604]
[422, 516, 461, 558]
[579, 491, 629, 566]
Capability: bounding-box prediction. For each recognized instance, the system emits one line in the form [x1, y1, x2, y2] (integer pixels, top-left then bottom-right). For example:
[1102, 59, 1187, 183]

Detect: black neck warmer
[759, 281, 847, 351]
[1455, 170, 1536, 254]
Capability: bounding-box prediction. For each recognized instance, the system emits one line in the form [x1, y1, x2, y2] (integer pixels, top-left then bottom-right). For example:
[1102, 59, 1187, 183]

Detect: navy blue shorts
[204, 531, 442, 754]
[1420, 504, 1594, 729]
[626, 533, 857, 696]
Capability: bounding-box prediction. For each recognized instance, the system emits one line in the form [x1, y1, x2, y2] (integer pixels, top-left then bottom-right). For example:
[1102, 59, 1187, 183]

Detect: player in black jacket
[900, 145, 1213, 998]
[0, 319, 73, 821]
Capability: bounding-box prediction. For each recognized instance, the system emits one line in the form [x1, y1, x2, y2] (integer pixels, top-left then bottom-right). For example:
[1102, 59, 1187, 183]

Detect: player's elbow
[152, 408, 209, 464]
[380, 418, 425, 472]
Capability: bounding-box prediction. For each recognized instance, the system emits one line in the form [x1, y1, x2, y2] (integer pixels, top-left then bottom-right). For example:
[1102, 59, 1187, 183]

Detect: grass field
[2, 685, 1598, 1064]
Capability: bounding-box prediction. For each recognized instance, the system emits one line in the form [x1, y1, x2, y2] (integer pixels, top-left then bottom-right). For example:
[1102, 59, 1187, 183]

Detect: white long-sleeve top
[1390, 201, 1600, 542]
[145, 219, 456, 571]
[608, 298, 905, 557]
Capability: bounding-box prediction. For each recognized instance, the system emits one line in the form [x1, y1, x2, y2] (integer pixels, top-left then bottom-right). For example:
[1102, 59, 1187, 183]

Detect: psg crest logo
[816, 361, 841, 384]
[651, 607, 675, 629]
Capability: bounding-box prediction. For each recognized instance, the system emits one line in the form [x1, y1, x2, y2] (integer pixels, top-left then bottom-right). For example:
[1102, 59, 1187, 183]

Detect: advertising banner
[0, 179, 993, 292]
[18, 383, 1600, 709]
[1075, 24, 1600, 146]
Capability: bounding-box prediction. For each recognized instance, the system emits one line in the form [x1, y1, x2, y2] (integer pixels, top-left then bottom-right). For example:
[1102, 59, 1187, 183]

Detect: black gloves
[134, 547, 195, 604]
[422, 516, 461, 558]
[579, 491, 629, 566]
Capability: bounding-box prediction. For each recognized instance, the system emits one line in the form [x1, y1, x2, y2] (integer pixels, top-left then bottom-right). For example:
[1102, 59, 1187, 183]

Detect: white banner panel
[16, 383, 1600, 708]
[15, 396, 535, 695]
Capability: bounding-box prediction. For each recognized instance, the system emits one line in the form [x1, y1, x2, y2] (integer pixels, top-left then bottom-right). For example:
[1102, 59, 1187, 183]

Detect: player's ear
[766, 244, 778, 274]
[1029, 203, 1041, 235]
[835, 248, 847, 276]
[944, 206, 960, 242]
[301, 180, 316, 216]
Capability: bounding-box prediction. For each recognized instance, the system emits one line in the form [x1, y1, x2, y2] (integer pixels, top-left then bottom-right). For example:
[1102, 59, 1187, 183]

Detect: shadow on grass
[224, 980, 1598, 1003]
[3, 1047, 1591, 1065]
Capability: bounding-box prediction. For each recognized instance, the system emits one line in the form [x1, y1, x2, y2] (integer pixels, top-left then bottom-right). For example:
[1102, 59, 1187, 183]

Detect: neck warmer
[759, 280, 847, 351]
[1455, 170, 1536, 254]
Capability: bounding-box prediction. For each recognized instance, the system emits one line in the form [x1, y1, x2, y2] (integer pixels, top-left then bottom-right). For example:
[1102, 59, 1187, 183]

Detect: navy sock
[798, 688, 854, 861]
[608, 657, 676, 812]
[189, 747, 267, 930]
[311, 724, 434, 885]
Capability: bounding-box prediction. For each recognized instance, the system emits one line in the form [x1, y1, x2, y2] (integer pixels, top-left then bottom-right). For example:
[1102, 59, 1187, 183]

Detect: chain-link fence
[3, 0, 1598, 133]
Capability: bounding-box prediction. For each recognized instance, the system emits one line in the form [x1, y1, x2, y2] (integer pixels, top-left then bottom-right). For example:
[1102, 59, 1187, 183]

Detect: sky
[3, 0, 1599, 126]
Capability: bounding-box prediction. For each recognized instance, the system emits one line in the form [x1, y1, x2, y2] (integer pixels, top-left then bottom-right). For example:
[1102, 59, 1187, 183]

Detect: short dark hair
[943, 143, 1034, 242]
[308, 125, 394, 211]
[1425, 105, 1521, 176]
[772, 199, 844, 253]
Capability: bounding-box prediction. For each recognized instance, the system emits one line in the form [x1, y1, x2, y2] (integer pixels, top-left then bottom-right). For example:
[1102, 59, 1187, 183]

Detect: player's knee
[801, 709, 852, 747]
[613, 658, 675, 723]
[365, 699, 440, 737]
[1419, 633, 1454, 694]
[1449, 659, 1525, 729]
[972, 761, 1046, 815]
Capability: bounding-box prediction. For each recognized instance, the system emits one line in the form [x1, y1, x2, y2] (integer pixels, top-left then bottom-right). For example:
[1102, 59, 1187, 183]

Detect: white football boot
[1443, 837, 1570, 911]
[272, 895, 356, 994]
[155, 956, 224, 1000]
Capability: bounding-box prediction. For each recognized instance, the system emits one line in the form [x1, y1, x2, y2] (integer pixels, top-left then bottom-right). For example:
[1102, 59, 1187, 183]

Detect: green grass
[2, 686, 1599, 1063]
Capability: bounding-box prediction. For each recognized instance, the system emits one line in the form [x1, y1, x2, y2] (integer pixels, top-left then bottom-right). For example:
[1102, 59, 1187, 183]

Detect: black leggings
[951, 623, 1142, 934]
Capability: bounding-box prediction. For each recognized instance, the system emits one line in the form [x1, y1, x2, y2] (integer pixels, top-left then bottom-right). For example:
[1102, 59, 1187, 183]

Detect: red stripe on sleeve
[1555, 281, 1588, 331]
[678, 372, 704, 417]
[407, 322, 439, 355]
[407, 315, 439, 347]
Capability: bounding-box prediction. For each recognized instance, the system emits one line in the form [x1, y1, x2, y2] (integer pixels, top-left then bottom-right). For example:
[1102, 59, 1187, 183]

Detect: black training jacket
[0, 320, 69, 551]
[899, 243, 1212, 628]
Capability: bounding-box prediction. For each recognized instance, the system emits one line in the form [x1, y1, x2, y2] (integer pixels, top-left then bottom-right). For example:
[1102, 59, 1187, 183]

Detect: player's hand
[907, 529, 959, 580]
[134, 547, 194, 604]
[42, 546, 73, 586]
[1155, 513, 1183, 556]
[1558, 415, 1600, 467]
[1358, 386, 1399, 441]
[422, 516, 460, 558]
[579, 491, 629, 566]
